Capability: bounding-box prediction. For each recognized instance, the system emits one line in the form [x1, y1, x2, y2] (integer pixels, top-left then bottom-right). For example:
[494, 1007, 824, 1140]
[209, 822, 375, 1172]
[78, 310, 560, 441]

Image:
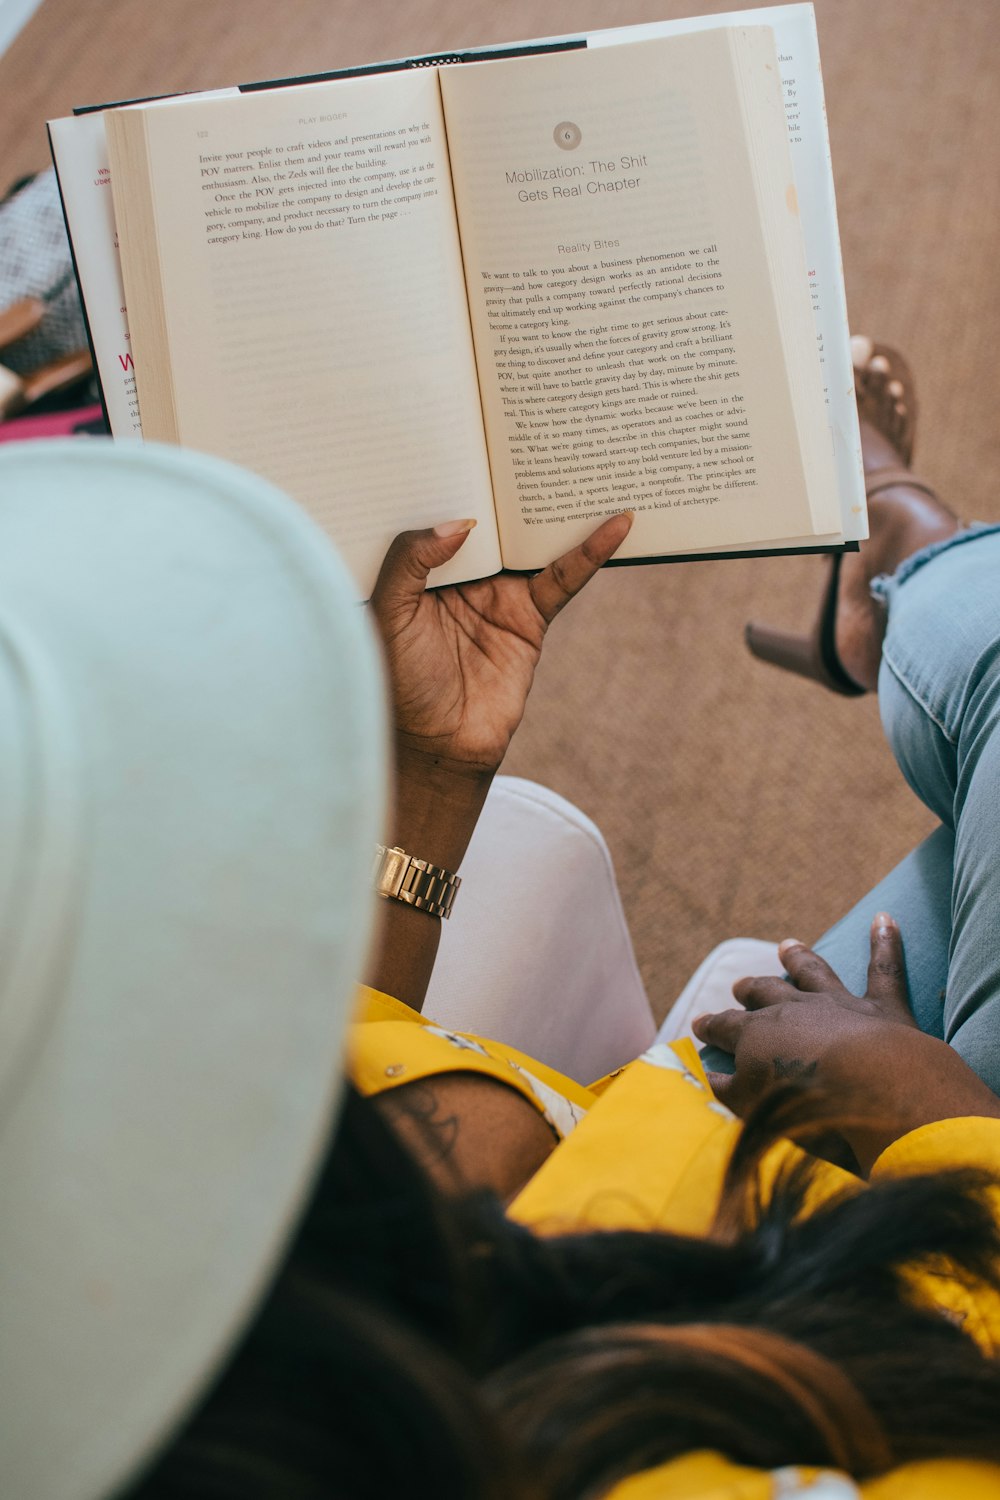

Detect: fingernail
[434, 518, 477, 538]
[873, 911, 894, 933]
[619, 509, 635, 522]
[777, 938, 804, 955]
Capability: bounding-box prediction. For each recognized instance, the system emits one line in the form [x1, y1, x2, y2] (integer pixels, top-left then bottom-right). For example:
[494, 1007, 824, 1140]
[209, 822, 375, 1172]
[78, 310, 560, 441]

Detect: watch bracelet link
[373, 844, 461, 919]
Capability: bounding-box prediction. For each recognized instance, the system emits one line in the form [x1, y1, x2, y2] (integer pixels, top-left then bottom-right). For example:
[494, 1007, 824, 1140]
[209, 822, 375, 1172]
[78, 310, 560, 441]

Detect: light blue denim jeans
[706, 524, 1000, 1092]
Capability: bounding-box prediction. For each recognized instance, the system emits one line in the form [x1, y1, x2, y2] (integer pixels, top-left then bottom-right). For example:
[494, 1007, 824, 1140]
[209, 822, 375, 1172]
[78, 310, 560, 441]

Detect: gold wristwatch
[373, 844, 461, 919]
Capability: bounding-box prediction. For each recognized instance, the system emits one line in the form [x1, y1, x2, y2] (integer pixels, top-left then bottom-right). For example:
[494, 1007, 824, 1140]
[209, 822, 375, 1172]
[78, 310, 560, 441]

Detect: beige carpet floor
[3, 0, 998, 1020]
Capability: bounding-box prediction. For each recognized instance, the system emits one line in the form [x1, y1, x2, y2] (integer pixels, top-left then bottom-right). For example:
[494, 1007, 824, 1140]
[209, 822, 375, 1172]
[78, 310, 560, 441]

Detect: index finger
[371, 520, 476, 625]
[528, 512, 633, 624]
[778, 942, 845, 994]
[691, 1008, 749, 1052]
[732, 974, 796, 1010]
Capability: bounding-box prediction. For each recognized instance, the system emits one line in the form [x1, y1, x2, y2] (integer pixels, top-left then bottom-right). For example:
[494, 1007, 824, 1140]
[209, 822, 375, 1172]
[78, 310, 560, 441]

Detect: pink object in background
[0, 402, 105, 442]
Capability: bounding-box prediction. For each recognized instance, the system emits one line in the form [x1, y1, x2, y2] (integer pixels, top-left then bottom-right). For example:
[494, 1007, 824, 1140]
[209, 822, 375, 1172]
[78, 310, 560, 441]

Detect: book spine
[47, 123, 111, 434]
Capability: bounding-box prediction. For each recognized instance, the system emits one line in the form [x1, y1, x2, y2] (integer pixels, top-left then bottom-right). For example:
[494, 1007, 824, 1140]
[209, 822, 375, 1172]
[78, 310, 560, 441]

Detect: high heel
[744, 552, 863, 695]
[744, 338, 950, 695]
[744, 470, 943, 695]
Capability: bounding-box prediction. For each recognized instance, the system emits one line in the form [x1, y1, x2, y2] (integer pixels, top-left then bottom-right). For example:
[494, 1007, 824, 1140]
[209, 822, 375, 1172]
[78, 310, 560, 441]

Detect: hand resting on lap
[693, 915, 1000, 1174]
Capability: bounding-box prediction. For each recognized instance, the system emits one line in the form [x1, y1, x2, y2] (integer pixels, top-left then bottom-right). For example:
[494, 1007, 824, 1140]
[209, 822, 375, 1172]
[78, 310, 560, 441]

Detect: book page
[108, 70, 500, 597]
[592, 3, 866, 546]
[49, 111, 143, 436]
[49, 91, 238, 440]
[441, 32, 839, 570]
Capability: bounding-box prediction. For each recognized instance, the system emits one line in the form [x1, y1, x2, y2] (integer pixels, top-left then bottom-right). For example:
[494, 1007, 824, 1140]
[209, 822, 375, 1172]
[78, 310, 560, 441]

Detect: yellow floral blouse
[350, 985, 1000, 1499]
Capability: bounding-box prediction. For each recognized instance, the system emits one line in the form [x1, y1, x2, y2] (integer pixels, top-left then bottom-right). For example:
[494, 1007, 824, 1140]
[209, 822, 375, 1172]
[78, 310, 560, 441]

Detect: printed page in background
[49, 90, 240, 439]
[48, 111, 143, 436]
[111, 69, 500, 598]
[440, 31, 838, 571]
[592, 3, 866, 545]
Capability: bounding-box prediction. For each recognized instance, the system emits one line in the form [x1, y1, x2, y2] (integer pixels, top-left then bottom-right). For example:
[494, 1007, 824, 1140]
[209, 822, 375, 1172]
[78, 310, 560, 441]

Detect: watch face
[374, 846, 409, 901]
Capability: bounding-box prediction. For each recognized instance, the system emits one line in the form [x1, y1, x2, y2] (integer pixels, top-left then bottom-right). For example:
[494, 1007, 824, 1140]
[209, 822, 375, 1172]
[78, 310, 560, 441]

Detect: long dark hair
[131, 1084, 1000, 1498]
[473, 1089, 1000, 1497]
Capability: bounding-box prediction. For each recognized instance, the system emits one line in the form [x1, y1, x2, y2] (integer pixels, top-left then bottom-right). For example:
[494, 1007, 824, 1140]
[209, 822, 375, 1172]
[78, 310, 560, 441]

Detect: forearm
[841, 1035, 1000, 1176]
[362, 513, 631, 1007]
[362, 738, 495, 1011]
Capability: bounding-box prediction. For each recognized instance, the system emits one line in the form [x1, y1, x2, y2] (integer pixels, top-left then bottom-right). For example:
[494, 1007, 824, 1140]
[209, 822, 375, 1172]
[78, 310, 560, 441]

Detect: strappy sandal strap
[865, 467, 939, 502]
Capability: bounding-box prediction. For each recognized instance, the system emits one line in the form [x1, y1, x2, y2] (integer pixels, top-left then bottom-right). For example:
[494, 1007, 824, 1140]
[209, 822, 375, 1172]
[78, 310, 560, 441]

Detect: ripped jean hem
[870, 522, 1000, 604]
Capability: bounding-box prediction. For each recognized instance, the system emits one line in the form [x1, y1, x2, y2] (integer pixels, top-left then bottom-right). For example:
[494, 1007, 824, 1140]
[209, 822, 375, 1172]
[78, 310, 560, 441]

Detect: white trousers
[424, 775, 783, 1084]
[424, 776, 656, 1084]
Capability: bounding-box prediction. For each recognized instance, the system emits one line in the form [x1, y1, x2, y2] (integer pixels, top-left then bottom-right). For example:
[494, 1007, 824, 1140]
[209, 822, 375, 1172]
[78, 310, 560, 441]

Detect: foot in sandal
[834, 337, 959, 691]
[744, 339, 959, 694]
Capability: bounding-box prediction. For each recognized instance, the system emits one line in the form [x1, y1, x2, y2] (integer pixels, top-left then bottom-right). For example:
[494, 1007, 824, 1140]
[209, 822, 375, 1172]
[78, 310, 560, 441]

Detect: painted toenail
[850, 334, 874, 368]
[887, 379, 904, 398]
[870, 354, 891, 374]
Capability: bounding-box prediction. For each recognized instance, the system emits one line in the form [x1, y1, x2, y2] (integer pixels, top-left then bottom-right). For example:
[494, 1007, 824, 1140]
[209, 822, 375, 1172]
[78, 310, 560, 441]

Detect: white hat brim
[0, 440, 386, 1499]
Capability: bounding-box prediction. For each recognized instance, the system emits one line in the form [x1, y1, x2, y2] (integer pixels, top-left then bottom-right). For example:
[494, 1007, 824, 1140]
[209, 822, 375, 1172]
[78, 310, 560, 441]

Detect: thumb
[371, 520, 477, 620]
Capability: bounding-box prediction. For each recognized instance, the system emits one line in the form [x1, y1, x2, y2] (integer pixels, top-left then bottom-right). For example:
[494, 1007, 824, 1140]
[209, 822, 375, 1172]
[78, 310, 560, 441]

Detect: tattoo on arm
[378, 1082, 460, 1166]
[772, 1056, 819, 1081]
[374, 1072, 558, 1199]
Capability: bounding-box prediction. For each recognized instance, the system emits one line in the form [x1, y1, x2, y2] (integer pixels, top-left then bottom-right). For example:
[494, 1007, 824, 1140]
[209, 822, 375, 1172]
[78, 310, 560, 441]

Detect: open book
[50, 6, 865, 599]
